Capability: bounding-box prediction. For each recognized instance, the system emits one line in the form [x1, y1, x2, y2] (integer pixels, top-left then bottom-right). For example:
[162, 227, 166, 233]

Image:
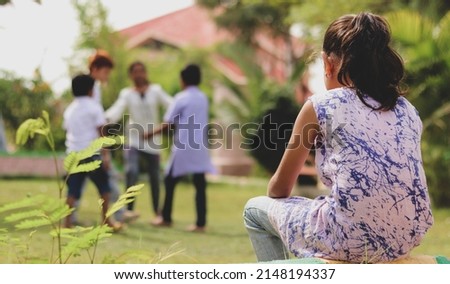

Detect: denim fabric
[243, 196, 289, 262]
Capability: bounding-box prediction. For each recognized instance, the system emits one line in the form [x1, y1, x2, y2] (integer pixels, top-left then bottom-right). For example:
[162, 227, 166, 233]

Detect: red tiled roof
[119, 5, 308, 85]
[253, 31, 306, 61]
[120, 5, 231, 49]
[212, 55, 247, 85]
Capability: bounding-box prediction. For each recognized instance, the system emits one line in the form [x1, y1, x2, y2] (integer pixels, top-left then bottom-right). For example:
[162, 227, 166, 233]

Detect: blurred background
[1, 0, 448, 206]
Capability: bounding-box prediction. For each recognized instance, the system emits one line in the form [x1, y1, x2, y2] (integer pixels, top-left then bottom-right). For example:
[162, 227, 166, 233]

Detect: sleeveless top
[268, 87, 433, 263]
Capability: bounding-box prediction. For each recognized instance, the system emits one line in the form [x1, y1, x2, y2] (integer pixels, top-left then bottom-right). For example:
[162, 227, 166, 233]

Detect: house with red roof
[120, 5, 310, 90]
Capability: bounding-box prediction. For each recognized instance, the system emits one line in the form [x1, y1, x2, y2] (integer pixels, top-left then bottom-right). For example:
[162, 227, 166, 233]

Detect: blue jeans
[124, 147, 160, 214]
[243, 196, 289, 262]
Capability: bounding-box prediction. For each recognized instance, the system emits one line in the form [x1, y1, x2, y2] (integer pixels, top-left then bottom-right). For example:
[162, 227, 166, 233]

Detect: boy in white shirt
[63, 74, 119, 230]
[71, 50, 125, 224]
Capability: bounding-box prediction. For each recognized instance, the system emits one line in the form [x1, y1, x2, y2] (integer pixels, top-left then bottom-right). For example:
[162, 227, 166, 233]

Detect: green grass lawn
[0, 178, 449, 264]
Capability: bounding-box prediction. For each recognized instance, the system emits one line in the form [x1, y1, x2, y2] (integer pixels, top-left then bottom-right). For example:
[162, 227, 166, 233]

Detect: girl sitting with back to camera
[244, 12, 433, 263]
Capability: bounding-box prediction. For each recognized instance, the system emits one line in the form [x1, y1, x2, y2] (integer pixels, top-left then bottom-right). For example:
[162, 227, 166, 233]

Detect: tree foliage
[0, 0, 41, 5]
[0, 111, 143, 263]
[387, 10, 450, 207]
[199, 0, 292, 43]
[214, 42, 313, 184]
[402, 0, 450, 21]
[71, 0, 131, 109]
[199, 1, 314, 180]
[0, 71, 64, 150]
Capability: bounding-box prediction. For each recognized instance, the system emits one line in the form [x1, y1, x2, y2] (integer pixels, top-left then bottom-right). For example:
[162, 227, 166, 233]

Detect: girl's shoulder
[308, 88, 355, 112]
[309, 87, 354, 103]
[396, 96, 419, 114]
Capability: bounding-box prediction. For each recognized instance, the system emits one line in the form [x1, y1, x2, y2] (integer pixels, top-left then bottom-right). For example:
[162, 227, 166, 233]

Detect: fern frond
[41, 198, 64, 212]
[41, 110, 50, 127]
[123, 184, 144, 195]
[62, 225, 112, 259]
[77, 136, 119, 161]
[111, 135, 125, 146]
[15, 217, 52, 230]
[51, 226, 94, 238]
[0, 195, 47, 213]
[63, 152, 79, 173]
[33, 128, 50, 136]
[48, 205, 74, 223]
[15, 119, 35, 145]
[15, 117, 49, 146]
[4, 210, 43, 223]
[106, 184, 143, 218]
[69, 160, 102, 175]
[64, 136, 124, 174]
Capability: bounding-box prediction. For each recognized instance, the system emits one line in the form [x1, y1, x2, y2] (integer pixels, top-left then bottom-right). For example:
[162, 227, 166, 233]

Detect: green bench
[265, 255, 450, 264]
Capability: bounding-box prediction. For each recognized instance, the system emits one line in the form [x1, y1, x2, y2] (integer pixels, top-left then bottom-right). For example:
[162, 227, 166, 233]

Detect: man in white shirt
[147, 64, 215, 232]
[63, 74, 119, 230]
[106, 61, 173, 220]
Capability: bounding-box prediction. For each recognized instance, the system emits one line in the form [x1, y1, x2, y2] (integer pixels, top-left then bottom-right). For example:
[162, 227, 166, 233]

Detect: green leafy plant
[387, 10, 450, 207]
[213, 42, 314, 184]
[0, 111, 142, 263]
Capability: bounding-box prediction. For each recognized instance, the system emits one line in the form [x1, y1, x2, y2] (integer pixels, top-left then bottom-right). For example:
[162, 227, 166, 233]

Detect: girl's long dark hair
[323, 12, 405, 111]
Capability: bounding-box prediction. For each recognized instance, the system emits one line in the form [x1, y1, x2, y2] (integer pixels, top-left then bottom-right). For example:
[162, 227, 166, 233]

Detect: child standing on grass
[71, 50, 125, 225]
[147, 64, 215, 232]
[244, 12, 433, 263]
[63, 74, 120, 231]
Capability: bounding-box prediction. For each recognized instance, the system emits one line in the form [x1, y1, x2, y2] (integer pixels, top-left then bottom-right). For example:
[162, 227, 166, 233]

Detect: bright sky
[0, 0, 195, 94]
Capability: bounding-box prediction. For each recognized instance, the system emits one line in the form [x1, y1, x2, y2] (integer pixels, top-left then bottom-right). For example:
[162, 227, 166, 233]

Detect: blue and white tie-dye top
[268, 87, 433, 263]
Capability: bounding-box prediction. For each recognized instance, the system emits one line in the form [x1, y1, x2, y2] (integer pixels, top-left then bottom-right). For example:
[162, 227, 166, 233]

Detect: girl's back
[309, 87, 433, 261]
[244, 12, 434, 264]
